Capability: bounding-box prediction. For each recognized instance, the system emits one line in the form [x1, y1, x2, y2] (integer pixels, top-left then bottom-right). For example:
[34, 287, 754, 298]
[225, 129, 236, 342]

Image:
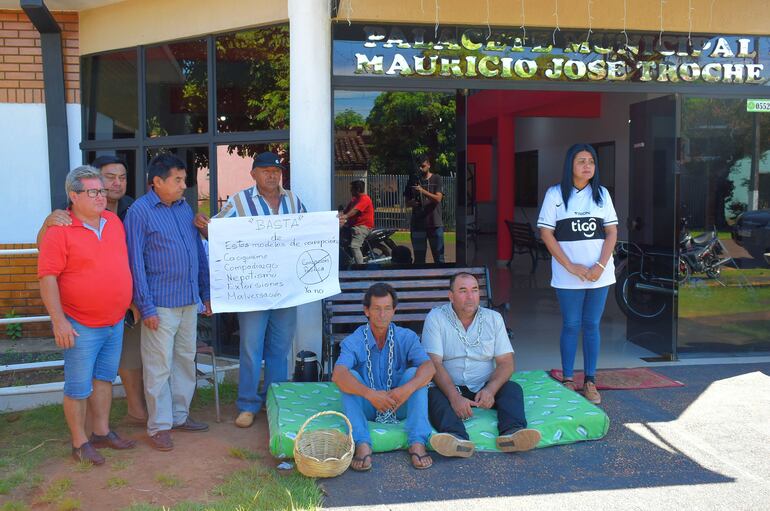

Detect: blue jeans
[411, 227, 445, 264]
[340, 367, 432, 447]
[63, 317, 123, 399]
[555, 286, 610, 380]
[236, 307, 297, 413]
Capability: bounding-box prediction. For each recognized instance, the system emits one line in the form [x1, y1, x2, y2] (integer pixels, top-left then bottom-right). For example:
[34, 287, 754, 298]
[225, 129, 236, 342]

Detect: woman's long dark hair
[561, 143, 603, 209]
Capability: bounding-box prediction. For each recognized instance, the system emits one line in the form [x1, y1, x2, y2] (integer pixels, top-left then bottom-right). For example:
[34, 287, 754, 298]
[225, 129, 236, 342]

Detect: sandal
[350, 453, 372, 472]
[408, 449, 433, 470]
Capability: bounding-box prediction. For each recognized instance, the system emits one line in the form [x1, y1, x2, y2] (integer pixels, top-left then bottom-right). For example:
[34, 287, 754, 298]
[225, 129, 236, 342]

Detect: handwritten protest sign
[208, 211, 340, 313]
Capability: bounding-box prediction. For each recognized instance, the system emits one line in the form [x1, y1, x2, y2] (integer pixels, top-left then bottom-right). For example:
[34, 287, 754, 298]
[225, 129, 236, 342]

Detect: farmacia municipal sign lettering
[335, 25, 769, 85]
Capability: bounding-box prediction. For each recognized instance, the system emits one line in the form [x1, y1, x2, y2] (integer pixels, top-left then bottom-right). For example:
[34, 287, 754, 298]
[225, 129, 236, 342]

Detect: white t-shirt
[421, 304, 513, 393]
[537, 184, 618, 289]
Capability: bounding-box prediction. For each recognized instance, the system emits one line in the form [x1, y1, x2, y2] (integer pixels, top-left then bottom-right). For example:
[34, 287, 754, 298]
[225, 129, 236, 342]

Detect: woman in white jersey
[537, 143, 618, 404]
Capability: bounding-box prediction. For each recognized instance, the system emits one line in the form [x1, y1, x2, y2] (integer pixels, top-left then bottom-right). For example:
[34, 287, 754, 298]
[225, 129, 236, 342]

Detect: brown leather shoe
[90, 430, 137, 450]
[171, 417, 209, 432]
[72, 441, 105, 465]
[583, 381, 602, 404]
[148, 430, 173, 451]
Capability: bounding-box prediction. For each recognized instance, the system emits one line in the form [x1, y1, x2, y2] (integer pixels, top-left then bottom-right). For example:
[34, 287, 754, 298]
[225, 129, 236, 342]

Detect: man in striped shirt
[194, 152, 305, 428]
[124, 154, 211, 451]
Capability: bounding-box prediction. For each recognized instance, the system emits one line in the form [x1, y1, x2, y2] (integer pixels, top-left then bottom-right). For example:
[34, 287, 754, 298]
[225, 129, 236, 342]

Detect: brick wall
[0, 9, 79, 104]
[0, 244, 49, 339]
[0, 10, 79, 339]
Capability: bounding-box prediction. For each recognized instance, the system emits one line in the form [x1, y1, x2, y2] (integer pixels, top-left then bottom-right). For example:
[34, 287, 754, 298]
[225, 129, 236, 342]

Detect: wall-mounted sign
[747, 99, 770, 111]
[334, 24, 770, 86]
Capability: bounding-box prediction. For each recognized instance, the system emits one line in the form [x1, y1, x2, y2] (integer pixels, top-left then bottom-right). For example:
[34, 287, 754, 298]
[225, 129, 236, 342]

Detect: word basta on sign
[333, 24, 769, 85]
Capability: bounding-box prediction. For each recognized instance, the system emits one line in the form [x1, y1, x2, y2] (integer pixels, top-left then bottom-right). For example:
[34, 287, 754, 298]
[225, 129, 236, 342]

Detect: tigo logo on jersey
[571, 219, 598, 238]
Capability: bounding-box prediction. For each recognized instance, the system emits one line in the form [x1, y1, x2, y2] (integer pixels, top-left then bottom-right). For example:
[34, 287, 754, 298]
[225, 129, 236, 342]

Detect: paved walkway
[321, 362, 770, 511]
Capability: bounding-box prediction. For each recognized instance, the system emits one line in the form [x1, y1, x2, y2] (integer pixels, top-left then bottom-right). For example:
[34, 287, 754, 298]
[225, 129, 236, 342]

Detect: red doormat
[549, 368, 684, 390]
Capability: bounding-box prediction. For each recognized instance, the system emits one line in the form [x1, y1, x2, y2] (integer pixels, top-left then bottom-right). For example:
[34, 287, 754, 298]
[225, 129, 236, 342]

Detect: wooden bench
[321, 267, 504, 378]
[505, 220, 550, 273]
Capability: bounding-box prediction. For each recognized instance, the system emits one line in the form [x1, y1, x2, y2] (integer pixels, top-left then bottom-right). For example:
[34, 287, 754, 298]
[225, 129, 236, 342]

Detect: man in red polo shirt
[340, 180, 375, 264]
[38, 166, 136, 466]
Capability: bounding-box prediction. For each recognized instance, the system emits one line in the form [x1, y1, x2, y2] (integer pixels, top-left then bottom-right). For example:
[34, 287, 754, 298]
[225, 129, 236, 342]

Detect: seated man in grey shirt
[422, 272, 541, 457]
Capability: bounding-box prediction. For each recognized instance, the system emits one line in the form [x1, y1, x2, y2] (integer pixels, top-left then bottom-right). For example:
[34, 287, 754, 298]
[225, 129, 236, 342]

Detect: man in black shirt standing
[404, 155, 445, 264]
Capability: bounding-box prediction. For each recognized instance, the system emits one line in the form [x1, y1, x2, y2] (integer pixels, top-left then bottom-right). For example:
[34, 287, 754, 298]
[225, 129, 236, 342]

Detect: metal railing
[0, 248, 50, 326]
[334, 173, 456, 231]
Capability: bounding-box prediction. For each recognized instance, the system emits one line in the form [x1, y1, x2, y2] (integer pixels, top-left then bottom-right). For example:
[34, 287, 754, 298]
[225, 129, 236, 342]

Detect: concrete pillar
[496, 115, 515, 265]
[289, 0, 331, 361]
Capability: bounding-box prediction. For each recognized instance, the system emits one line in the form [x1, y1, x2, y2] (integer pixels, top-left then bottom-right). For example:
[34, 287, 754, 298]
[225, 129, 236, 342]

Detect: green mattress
[267, 370, 609, 459]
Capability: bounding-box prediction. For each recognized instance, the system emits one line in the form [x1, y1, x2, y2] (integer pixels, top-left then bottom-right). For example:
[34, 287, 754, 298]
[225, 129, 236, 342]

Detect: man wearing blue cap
[195, 152, 306, 428]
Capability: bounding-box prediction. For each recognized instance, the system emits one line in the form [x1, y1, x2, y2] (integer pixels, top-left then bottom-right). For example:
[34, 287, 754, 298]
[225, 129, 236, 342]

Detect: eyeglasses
[76, 188, 109, 198]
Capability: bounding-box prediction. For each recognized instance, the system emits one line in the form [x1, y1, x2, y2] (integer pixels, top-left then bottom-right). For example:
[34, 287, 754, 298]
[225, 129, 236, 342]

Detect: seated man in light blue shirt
[332, 283, 436, 471]
[423, 272, 541, 457]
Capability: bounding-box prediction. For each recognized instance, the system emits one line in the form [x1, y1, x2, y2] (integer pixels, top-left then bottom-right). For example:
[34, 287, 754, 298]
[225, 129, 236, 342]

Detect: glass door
[619, 95, 679, 358]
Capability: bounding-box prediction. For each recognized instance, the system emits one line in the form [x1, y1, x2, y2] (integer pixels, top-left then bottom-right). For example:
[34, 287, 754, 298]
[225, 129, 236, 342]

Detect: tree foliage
[335, 109, 366, 130]
[365, 92, 456, 175]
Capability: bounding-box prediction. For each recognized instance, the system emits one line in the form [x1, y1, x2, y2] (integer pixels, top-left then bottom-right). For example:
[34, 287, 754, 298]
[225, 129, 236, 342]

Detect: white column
[289, 0, 332, 362]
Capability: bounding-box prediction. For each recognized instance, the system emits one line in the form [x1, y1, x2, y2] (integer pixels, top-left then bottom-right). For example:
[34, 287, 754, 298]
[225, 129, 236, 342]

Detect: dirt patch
[21, 403, 277, 510]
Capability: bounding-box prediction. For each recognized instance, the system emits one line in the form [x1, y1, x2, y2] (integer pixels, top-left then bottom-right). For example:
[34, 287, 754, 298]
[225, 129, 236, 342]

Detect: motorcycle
[339, 226, 398, 268]
[614, 221, 735, 321]
[678, 219, 733, 282]
[614, 241, 677, 321]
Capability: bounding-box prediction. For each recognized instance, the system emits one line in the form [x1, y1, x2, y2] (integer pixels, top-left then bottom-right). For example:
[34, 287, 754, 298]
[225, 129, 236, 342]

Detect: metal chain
[363, 324, 399, 424]
[442, 304, 485, 348]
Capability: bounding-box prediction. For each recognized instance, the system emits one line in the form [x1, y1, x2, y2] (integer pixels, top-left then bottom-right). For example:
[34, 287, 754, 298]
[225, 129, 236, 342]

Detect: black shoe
[172, 417, 209, 432]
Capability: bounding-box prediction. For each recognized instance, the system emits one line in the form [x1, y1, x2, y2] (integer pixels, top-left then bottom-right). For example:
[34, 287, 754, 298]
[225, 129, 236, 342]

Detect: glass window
[334, 90, 457, 266]
[85, 150, 138, 199]
[514, 150, 538, 207]
[82, 49, 139, 140]
[214, 143, 290, 214]
[216, 26, 290, 132]
[677, 96, 770, 353]
[146, 147, 209, 212]
[145, 40, 208, 137]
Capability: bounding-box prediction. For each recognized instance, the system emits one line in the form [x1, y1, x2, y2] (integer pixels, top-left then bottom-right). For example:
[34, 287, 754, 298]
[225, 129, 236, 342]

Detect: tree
[335, 109, 366, 130]
[365, 92, 456, 175]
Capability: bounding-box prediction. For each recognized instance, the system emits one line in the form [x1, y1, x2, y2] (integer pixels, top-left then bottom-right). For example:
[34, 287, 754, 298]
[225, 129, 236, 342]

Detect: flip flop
[408, 451, 433, 470]
[429, 432, 475, 458]
[350, 453, 372, 472]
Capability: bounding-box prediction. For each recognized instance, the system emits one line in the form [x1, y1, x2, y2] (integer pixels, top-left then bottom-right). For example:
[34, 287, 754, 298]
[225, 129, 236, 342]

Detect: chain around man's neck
[443, 304, 485, 348]
[363, 323, 399, 424]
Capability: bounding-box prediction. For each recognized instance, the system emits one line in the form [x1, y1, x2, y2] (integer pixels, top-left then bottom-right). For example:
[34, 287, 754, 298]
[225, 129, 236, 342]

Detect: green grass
[189, 381, 238, 412]
[0, 405, 69, 496]
[105, 477, 127, 490]
[228, 447, 262, 462]
[122, 463, 322, 511]
[0, 399, 131, 496]
[38, 478, 72, 504]
[679, 283, 770, 318]
[0, 501, 29, 511]
[56, 497, 81, 511]
[391, 231, 457, 245]
[154, 473, 183, 489]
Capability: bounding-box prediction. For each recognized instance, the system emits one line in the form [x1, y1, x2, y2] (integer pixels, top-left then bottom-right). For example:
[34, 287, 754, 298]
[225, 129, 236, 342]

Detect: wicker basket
[293, 410, 354, 478]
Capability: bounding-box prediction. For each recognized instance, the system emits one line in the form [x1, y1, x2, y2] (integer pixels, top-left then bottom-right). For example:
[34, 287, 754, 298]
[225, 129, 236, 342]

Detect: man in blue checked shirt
[194, 151, 306, 429]
[124, 154, 211, 452]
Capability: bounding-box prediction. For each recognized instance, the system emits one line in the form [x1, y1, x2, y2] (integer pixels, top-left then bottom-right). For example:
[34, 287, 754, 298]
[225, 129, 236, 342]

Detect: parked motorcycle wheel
[368, 241, 392, 261]
[614, 259, 668, 320]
